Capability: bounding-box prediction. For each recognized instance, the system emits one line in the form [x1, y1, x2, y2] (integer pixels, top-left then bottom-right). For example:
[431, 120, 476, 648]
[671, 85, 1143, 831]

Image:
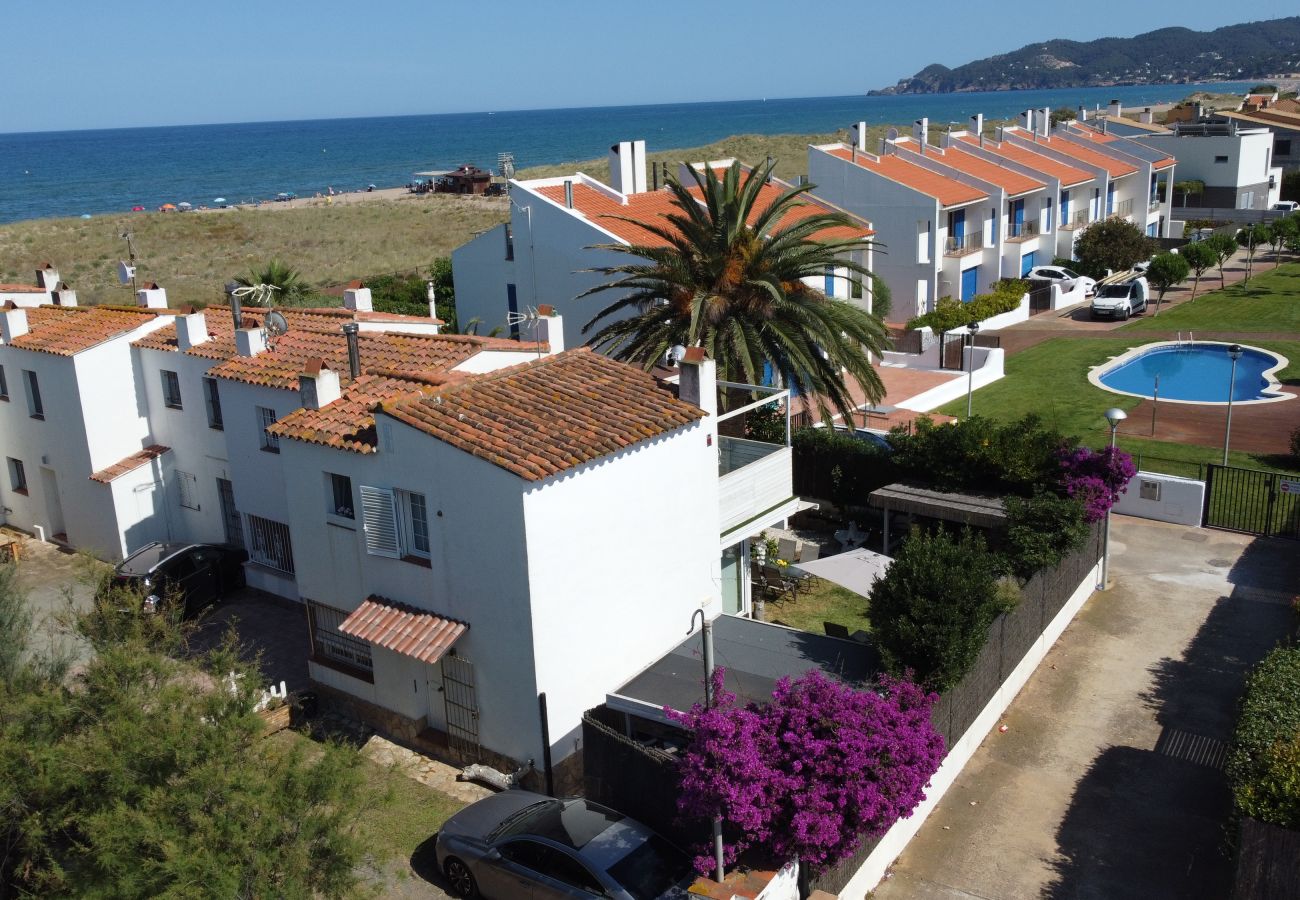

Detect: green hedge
[791, 428, 895, 510]
[906, 279, 1029, 331]
[1227, 645, 1300, 830]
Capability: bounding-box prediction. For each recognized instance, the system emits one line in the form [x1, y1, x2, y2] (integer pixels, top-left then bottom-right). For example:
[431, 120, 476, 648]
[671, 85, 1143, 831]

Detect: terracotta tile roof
[931, 145, 1045, 195]
[132, 306, 442, 354]
[956, 135, 1093, 187]
[533, 177, 872, 248]
[382, 348, 706, 481]
[9, 306, 162, 356]
[0, 283, 45, 293]
[89, 444, 170, 483]
[206, 329, 491, 389]
[339, 596, 467, 664]
[268, 373, 442, 453]
[825, 146, 987, 207]
[1030, 134, 1139, 178]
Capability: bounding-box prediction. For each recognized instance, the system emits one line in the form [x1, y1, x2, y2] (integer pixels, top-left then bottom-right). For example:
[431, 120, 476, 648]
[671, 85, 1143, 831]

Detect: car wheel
[1120, 306, 1130, 321]
[444, 858, 479, 899]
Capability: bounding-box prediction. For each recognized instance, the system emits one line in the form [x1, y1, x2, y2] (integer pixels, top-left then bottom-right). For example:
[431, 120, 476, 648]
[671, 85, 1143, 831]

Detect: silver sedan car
[435, 791, 691, 899]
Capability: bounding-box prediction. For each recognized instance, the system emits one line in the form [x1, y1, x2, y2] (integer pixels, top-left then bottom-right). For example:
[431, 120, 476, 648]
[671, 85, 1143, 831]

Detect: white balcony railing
[718, 438, 793, 534]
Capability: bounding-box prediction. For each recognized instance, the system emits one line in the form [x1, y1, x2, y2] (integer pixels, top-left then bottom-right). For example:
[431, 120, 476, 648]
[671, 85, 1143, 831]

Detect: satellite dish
[264, 310, 289, 340]
[886, 127, 899, 141]
[117, 261, 136, 285]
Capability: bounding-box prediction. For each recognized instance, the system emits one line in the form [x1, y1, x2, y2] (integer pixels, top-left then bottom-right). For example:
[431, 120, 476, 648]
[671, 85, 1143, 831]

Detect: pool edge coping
[1087, 340, 1294, 406]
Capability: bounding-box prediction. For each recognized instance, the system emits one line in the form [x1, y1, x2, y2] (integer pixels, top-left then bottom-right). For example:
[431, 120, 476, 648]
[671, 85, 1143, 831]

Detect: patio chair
[823, 622, 851, 639]
[800, 543, 820, 563]
[762, 572, 796, 603]
[777, 537, 799, 563]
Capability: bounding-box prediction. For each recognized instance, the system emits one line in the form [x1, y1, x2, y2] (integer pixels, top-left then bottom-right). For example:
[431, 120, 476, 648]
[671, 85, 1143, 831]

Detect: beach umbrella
[160, 203, 176, 211]
[177, 202, 193, 211]
[213, 197, 227, 205]
[131, 205, 145, 211]
[80, 214, 92, 219]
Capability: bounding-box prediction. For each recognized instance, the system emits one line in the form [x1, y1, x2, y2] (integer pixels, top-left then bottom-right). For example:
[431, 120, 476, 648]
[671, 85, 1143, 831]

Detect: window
[1276, 139, 1292, 157]
[176, 470, 200, 510]
[257, 406, 279, 453]
[161, 369, 182, 409]
[307, 601, 372, 677]
[204, 377, 223, 429]
[402, 490, 431, 558]
[327, 472, 354, 519]
[359, 485, 430, 560]
[6, 458, 27, 494]
[0, 365, 7, 400]
[1214, 155, 1229, 164]
[23, 370, 42, 419]
[245, 513, 294, 573]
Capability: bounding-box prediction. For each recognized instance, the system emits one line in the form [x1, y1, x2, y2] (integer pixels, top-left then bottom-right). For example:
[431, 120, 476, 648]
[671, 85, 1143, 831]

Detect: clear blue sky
[2, 1, 1280, 133]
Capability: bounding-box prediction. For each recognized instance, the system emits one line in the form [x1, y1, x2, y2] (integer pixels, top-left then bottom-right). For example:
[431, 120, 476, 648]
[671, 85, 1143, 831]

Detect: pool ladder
[1175, 331, 1194, 350]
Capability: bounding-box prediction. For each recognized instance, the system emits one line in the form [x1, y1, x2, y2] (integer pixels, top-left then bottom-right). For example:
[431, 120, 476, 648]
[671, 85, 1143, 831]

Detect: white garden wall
[1112, 472, 1205, 527]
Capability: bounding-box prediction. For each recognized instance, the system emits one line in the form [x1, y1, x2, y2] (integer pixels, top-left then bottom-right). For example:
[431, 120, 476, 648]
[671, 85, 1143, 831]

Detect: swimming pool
[1090, 342, 1291, 405]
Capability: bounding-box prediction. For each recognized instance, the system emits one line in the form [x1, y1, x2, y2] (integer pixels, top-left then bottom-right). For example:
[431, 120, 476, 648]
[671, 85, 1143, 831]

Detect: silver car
[435, 791, 692, 899]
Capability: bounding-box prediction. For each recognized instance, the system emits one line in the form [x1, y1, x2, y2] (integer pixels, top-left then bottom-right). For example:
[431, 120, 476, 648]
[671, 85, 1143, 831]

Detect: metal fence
[581, 706, 688, 846]
[1203, 464, 1300, 539]
[941, 332, 1001, 370]
[1171, 207, 1290, 226]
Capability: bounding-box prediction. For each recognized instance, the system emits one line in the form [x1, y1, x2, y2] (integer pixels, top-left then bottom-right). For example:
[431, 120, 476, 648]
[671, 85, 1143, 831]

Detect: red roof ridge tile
[89, 444, 170, 483]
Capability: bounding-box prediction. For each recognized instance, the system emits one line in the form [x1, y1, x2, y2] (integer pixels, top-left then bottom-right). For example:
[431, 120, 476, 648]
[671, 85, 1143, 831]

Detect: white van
[1272, 201, 1299, 213]
[1091, 277, 1149, 321]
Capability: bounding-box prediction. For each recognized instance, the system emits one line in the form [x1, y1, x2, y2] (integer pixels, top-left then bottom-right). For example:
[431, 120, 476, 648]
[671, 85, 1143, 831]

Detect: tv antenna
[229, 282, 280, 307]
[119, 231, 139, 294]
[262, 309, 289, 349]
[506, 305, 545, 357]
[497, 152, 515, 181]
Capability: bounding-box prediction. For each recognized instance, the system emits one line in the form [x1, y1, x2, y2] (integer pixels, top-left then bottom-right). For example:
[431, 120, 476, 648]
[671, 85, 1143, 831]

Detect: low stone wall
[1112, 471, 1205, 527]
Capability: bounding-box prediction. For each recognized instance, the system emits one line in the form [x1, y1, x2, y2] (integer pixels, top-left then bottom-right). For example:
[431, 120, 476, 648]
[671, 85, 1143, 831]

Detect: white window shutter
[359, 486, 401, 558]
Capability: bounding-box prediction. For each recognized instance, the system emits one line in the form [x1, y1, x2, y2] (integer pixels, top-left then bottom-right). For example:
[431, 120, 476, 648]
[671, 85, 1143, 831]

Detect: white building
[1126, 122, 1283, 211]
[454, 141, 875, 348]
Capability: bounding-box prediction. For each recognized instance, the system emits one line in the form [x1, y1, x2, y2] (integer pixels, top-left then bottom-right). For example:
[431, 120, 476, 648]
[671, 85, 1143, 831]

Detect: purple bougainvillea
[666, 669, 945, 875]
[1057, 445, 1137, 522]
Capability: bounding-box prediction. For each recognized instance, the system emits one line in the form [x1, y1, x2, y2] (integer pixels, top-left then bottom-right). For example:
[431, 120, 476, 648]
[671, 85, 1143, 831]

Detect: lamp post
[690, 610, 725, 882]
[966, 321, 981, 418]
[1100, 407, 1127, 592]
[1222, 344, 1243, 465]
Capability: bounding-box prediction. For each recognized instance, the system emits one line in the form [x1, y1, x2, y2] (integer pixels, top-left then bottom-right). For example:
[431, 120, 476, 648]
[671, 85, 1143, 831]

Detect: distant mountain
[871, 17, 1300, 95]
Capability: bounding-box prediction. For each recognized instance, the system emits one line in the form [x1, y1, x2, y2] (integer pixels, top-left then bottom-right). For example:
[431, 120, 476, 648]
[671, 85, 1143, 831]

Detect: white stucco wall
[1111, 472, 1205, 527]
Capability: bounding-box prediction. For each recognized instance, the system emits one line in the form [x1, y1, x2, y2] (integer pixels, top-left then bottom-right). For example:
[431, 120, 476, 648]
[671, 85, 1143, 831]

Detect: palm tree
[579, 160, 887, 422]
[232, 259, 316, 306]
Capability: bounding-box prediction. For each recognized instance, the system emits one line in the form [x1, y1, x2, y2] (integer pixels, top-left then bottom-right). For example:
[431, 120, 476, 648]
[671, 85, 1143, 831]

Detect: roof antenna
[506, 306, 545, 357]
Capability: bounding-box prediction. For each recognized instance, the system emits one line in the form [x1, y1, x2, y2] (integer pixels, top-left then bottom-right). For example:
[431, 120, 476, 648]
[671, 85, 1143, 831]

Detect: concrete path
[872, 517, 1300, 900]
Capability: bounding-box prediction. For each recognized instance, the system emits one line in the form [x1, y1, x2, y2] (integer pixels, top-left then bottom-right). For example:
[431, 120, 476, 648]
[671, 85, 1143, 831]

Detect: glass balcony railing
[1006, 220, 1040, 241]
[945, 232, 983, 256]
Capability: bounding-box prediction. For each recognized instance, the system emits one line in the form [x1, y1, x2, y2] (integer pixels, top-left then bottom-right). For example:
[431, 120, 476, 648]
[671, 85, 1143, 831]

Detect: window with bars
[245, 513, 294, 574]
[161, 370, 182, 409]
[257, 406, 279, 453]
[307, 601, 372, 677]
[204, 378, 223, 429]
[176, 470, 200, 510]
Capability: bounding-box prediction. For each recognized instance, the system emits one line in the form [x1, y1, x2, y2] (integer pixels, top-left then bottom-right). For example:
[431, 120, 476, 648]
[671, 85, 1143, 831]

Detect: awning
[793, 547, 892, 598]
[339, 596, 467, 664]
[868, 483, 1006, 529]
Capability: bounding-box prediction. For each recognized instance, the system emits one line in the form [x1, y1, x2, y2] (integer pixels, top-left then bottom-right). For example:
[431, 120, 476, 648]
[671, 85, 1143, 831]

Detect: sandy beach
[193, 185, 509, 215]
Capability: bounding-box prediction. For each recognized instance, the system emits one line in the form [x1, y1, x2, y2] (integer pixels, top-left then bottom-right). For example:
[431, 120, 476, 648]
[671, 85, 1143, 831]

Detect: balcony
[716, 382, 794, 537]
[1149, 197, 1162, 212]
[1006, 219, 1040, 242]
[1061, 210, 1089, 231]
[945, 232, 983, 257]
[1109, 198, 1134, 219]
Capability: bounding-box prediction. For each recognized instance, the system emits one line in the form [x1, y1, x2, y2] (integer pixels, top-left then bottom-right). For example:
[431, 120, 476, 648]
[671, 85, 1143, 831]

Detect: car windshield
[605, 833, 689, 900]
[1060, 269, 1079, 279]
[1097, 285, 1131, 299]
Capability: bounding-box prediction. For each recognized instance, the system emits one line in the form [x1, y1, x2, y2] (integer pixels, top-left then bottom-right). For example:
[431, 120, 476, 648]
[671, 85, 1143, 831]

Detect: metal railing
[1007, 219, 1039, 240]
[1062, 210, 1089, 230]
[944, 232, 984, 256]
[1111, 198, 1134, 218]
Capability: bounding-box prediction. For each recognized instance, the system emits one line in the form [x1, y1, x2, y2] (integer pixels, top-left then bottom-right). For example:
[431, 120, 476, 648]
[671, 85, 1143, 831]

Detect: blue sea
[0, 82, 1253, 225]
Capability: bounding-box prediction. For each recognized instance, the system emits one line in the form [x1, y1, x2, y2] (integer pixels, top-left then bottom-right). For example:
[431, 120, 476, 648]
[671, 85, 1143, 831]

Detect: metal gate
[1203, 464, 1300, 539]
[940, 332, 1002, 370]
[1028, 284, 1052, 315]
[441, 654, 481, 760]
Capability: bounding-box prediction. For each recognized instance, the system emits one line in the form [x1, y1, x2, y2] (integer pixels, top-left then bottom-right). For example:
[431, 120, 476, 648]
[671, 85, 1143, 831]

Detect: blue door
[1147, 222, 1158, 237]
[1021, 251, 1036, 276]
[1010, 199, 1025, 236]
[1060, 190, 1070, 223]
[824, 266, 835, 297]
[506, 283, 518, 337]
[950, 208, 965, 241]
[961, 267, 979, 301]
[1106, 182, 1116, 215]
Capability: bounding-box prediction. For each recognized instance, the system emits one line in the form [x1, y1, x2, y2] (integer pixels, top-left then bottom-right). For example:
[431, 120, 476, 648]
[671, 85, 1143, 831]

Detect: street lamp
[1100, 407, 1127, 592]
[966, 321, 981, 418]
[1222, 344, 1243, 465]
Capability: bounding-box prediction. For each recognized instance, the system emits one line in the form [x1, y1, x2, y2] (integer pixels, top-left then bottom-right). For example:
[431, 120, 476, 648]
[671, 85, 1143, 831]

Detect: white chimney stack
[676, 347, 717, 419]
[851, 121, 868, 151]
[1078, 105, 1088, 122]
[969, 113, 984, 137]
[175, 309, 209, 350]
[1139, 107, 1154, 125]
[35, 264, 59, 290]
[136, 282, 168, 309]
[52, 282, 77, 307]
[342, 281, 373, 312]
[426, 280, 438, 323]
[1040, 107, 1051, 136]
[1108, 99, 1122, 119]
[235, 325, 266, 357]
[533, 305, 564, 354]
[1020, 109, 1034, 131]
[912, 117, 929, 147]
[298, 357, 341, 410]
[608, 140, 648, 195]
[1, 305, 29, 343]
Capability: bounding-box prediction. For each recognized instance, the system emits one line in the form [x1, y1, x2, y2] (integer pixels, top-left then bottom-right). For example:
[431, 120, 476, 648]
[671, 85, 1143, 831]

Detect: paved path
[872, 517, 1300, 900]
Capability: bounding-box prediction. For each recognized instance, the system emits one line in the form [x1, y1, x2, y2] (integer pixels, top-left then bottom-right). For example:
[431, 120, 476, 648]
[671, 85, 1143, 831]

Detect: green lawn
[1123, 262, 1300, 333]
[936, 336, 1300, 477]
[765, 577, 871, 636]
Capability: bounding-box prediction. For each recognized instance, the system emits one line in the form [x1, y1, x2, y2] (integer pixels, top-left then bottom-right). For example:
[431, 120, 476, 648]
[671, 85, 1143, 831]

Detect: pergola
[868, 482, 1007, 553]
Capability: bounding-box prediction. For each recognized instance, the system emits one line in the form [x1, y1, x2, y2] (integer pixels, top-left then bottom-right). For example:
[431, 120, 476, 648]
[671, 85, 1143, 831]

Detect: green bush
[905, 279, 1026, 331]
[1226, 646, 1300, 829]
[871, 273, 892, 321]
[791, 427, 895, 510]
[888, 414, 1064, 496]
[1290, 424, 1300, 461]
[870, 528, 1014, 691]
[1003, 491, 1090, 580]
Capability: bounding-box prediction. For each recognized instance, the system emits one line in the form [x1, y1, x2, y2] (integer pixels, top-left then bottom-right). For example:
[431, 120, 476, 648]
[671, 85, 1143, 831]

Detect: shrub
[889, 414, 1064, 496]
[1226, 646, 1300, 829]
[792, 427, 895, 509]
[1057, 445, 1137, 522]
[1075, 218, 1154, 275]
[668, 669, 944, 874]
[905, 279, 1026, 331]
[1290, 424, 1300, 461]
[869, 527, 1013, 691]
[1003, 491, 1090, 580]
[870, 272, 892, 321]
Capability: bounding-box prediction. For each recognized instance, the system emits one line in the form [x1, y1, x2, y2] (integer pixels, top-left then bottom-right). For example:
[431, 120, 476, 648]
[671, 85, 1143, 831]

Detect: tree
[1074, 218, 1154, 276]
[1267, 216, 1297, 267]
[429, 257, 457, 331]
[1206, 232, 1239, 288]
[1237, 223, 1271, 282]
[1056, 445, 1137, 522]
[233, 259, 317, 306]
[869, 527, 1013, 691]
[668, 669, 943, 875]
[1180, 240, 1217, 300]
[1145, 251, 1190, 316]
[1003, 492, 1090, 581]
[1173, 179, 1205, 207]
[580, 159, 888, 422]
[1049, 106, 1076, 126]
[870, 272, 892, 321]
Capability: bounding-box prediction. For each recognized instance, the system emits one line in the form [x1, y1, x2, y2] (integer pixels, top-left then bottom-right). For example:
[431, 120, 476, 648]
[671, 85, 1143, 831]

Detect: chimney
[426, 280, 439, 324]
[175, 309, 209, 350]
[676, 347, 717, 418]
[851, 121, 868, 150]
[608, 140, 648, 194]
[1040, 107, 1051, 137]
[136, 282, 168, 309]
[235, 325, 266, 357]
[1195, 102, 1205, 121]
[52, 282, 77, 307]
[298, 357, 341, 411]
[35, 263, 59, 290]
[563, 179, 574, 208]
[1108, 98, 1122, 119]
[0, 304, 29, 343]
[342, 280, 373, 312]
[912, 117, 929, 148]
[1020, 109, 1034, 130]
[1078, 105, 1088, 122]
[342, 323, 361, 379]
[969, 113, 984, 137]
[1139, 107, 1153, 125]
[533, 304, 564, 354]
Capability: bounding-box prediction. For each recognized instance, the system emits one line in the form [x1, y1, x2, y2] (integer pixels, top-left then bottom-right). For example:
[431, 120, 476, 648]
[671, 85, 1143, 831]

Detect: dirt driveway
[873, 517, 1299, 900]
